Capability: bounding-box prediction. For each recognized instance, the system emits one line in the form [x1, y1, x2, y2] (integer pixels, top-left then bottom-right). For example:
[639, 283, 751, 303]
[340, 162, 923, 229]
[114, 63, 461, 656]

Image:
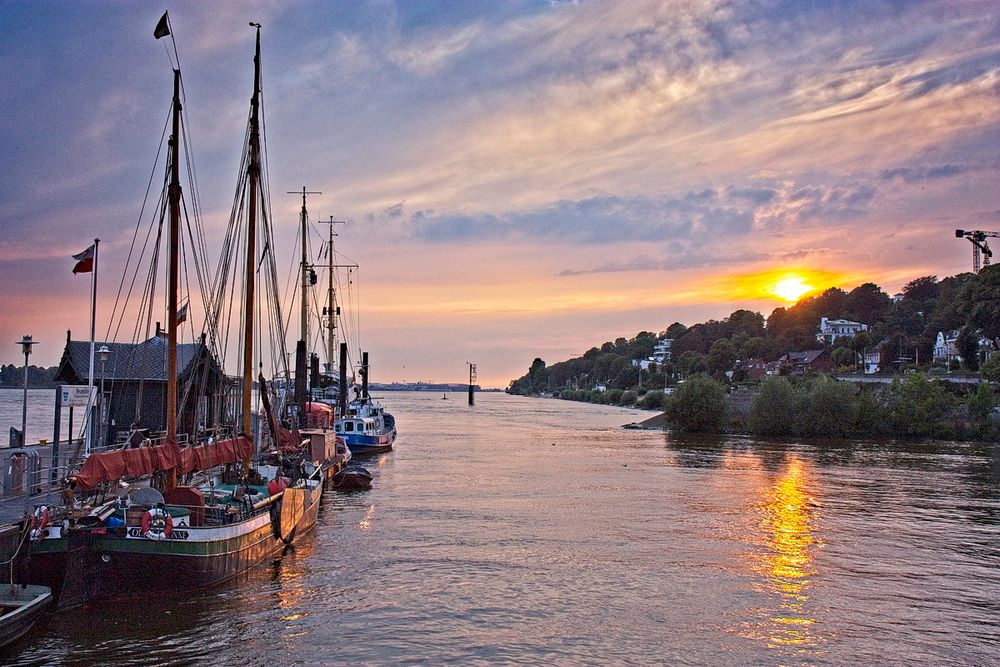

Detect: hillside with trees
[507, 268, 1000, 440]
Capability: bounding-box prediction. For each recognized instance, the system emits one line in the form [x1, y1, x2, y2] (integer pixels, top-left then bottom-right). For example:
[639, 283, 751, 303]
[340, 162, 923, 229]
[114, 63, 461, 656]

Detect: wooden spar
[166, 68, 182, 491]
[242, 25, 261, 440]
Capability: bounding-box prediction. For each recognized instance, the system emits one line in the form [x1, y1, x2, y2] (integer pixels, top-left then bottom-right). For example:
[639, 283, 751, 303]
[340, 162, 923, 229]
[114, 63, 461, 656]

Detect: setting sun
[772, 276, 814, 302]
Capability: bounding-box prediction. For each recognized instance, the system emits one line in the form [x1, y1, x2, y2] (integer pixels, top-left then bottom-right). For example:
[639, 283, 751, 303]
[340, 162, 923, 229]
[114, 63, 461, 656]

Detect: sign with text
[61, 385, 95, 408]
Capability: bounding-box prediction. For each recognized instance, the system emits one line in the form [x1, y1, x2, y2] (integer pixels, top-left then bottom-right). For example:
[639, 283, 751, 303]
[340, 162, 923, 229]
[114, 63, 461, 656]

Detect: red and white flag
[72, 244, 95, 274]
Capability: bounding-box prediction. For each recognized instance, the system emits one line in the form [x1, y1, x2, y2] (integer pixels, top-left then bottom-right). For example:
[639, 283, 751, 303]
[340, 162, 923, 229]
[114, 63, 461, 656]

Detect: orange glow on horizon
[771, 275, 814, 302]
[679, 268, 848, 306]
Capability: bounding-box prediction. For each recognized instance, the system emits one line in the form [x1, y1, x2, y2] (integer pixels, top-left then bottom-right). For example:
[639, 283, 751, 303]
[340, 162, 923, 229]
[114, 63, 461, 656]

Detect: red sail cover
[73, 435, 253, 491]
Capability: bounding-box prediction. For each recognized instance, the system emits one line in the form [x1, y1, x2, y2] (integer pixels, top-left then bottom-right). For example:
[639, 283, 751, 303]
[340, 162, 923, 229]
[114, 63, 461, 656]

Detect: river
[3, 390, 999, 665]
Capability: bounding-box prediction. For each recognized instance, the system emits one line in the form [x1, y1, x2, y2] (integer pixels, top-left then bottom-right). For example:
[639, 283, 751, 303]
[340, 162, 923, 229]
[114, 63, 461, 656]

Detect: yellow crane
[955, 229, 1000, 272]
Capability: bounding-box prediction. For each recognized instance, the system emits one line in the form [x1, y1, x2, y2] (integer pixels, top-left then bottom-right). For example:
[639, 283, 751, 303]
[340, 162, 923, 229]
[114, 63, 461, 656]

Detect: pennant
[176, 301, 188, 325]
[72, 244, 95, 274]
[154, 12, 170, 40]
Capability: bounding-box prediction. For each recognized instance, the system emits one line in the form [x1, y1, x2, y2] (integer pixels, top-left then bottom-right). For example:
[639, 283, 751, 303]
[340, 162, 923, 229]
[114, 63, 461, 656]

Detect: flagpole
[85, 238, 100, 454]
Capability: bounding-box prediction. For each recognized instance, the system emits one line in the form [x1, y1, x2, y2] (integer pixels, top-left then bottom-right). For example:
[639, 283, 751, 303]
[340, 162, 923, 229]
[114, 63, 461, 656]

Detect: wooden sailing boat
[25, 21, 334, 608]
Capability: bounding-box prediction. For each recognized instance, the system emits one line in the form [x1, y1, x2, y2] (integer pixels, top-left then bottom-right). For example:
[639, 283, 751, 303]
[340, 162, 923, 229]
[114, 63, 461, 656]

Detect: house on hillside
[933, 330, 961, 364]
[652, 338, 673, 363]
[864, 349, 882, 374]
[55, 329, 234, 449]
[816, 317, 868, 345]
[773, 350, 833, 375]
[734, 358, 767, 381]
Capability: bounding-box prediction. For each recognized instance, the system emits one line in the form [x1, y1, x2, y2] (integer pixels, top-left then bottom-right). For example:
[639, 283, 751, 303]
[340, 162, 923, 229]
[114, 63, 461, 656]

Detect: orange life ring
[29, 506, 50, 540]
[140, 507, 173, 541]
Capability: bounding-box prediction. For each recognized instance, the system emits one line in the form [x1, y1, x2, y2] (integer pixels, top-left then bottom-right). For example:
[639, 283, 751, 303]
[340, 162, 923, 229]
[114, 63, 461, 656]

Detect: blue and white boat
[335, 394, 396, 455]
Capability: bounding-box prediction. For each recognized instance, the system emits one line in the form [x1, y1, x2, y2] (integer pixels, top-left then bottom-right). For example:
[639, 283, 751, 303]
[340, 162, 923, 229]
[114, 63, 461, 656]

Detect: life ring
[140, 507, 173, 541]
[29, 506, 50, 540]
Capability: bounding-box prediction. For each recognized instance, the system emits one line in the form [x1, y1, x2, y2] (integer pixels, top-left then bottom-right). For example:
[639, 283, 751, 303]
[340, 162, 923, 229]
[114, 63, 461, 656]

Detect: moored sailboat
[25, 18, 330, 608]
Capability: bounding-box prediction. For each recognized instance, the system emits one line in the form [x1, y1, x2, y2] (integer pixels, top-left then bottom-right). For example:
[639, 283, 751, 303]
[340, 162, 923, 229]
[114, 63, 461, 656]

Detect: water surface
[5, 391, 999, 665]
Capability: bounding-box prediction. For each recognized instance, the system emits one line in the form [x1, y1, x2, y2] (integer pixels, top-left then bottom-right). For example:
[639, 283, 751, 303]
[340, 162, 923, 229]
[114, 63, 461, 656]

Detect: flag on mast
[72, 244, 95, 274]
[176, 301, 188, 325]
[154, 12, 170, 39]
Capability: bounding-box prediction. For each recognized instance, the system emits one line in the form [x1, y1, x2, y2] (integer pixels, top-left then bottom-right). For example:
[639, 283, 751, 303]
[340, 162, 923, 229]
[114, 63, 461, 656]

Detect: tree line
[508, 267, 1000, 395]
[0, 365, 60, 389]
[507, 268, 1000, 440]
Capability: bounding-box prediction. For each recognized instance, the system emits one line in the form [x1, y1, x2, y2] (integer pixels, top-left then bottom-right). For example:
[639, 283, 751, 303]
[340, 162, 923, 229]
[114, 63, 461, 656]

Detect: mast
[242, 24, 262, 438]
[289, 186, 319, 421]
[320, 216, 346, 375]
[166, 68, 182, 490]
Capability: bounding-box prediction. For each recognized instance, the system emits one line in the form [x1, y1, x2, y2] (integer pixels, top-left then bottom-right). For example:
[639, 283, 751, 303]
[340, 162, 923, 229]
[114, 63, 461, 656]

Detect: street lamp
[98, 345, 110, 450]
[17, 335, 37, 448]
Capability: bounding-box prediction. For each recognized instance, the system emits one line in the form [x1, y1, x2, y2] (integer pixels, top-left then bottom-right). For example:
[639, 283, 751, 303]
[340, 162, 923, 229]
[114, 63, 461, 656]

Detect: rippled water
[5, 391, 1000, 665]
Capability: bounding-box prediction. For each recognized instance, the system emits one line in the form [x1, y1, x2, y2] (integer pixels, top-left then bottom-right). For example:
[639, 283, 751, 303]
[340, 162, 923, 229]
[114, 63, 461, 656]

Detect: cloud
[881, 164, 976, 182]
[410, 178, 877, 245]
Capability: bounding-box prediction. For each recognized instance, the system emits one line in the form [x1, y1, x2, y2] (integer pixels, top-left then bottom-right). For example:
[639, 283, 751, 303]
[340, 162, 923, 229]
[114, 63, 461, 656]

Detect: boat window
[344, 422, 354, 432]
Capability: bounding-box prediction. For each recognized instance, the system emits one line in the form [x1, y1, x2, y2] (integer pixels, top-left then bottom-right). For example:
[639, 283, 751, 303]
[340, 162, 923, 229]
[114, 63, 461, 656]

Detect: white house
[933, 331, 960, 364]
[652, 338, 673, 363]
[817, 317, 868, 345]
[864, 349, 882, 374]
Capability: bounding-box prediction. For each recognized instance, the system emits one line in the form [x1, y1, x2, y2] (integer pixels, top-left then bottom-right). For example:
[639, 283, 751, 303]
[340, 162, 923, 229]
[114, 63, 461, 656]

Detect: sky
[1, 0, 998, 388]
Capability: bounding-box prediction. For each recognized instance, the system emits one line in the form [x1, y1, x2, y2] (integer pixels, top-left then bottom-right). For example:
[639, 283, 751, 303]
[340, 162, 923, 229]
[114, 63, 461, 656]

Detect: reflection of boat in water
[0, 585, 51, 650]
[25, 19, 326, 608]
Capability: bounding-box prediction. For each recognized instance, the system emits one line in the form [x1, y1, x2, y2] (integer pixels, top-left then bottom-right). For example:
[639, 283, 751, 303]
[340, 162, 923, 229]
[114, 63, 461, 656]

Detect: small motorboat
[331, 465, 373, 491]
[0, 584, 52, 650]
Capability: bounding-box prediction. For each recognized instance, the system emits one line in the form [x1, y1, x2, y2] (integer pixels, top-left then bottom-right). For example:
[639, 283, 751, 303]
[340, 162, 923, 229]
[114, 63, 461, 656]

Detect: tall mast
[320, 216, 345, 374]
[165, 68, 182, 490]
[288, 186, 319, 420]
[242, 24, 262, 437]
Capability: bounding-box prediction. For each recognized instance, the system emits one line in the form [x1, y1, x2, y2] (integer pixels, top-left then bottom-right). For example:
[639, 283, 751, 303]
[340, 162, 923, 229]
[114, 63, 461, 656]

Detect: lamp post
[17, 335, 37, 447]
[98, 344, 110, 450]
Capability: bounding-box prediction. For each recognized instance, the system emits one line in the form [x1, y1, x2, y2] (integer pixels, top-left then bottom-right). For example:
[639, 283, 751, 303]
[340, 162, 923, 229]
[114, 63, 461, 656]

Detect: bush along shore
[553, 372, 999, 441]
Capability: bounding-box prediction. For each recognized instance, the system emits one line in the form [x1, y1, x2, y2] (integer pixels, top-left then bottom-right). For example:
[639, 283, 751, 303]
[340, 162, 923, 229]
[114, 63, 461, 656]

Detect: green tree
[957, 264, 1000, 339]
[966, 383, 995, 424]
[619, 390, 638, 406]
[956, 326, 981, 372]
[639, 390, 665, 409]
[884, 373, 956, 437]
[830, 346, 854, 369]
[664, 375, 727, 433]
[844, 282, 892, 325]
[799, 378, 858, 437]
[748, 376, 799, 436]
[707, 338, 738, 374]
[675, 350, 706, 377]
[980, 354, 1000, 383]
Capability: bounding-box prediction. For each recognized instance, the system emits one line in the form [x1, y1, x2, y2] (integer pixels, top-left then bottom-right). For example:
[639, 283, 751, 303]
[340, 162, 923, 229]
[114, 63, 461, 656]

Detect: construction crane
[955, 229, 1000, 272]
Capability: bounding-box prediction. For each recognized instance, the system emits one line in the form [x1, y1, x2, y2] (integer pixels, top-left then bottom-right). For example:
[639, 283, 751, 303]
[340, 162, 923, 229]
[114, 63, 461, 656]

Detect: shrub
[799, 377, 858, 437]
[639, 390, 665, 410]
[619, 390, 638, 406]
[748, 376, 799, 436]
[664, 374, 727, 433]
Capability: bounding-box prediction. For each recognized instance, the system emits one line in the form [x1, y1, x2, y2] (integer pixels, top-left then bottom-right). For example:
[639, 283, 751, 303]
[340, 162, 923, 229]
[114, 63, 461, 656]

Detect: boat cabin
[335, 417, 378, 436]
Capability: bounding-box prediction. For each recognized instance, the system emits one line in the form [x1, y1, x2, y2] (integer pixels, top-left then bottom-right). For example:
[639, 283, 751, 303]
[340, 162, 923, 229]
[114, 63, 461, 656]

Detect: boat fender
[29, 505, 50, 540]
[140, 507, 173, 541]
[267, 476, 288, 496]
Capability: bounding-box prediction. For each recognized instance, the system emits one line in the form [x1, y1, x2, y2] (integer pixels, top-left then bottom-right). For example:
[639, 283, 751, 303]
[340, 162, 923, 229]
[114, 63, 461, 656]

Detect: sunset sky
[1, 1, 998, 388]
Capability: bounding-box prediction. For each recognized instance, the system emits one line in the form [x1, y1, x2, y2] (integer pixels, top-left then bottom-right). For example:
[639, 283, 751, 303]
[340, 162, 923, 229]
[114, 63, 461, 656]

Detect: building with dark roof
[55, 330, 235, 446]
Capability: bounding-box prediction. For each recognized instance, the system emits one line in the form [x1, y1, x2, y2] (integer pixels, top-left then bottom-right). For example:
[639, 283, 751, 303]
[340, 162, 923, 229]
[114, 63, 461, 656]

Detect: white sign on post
[61, 385, 95, 407]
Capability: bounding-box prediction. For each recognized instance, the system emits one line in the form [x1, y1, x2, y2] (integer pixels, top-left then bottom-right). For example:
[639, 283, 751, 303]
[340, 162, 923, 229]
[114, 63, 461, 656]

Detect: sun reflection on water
[758, 456, 818, 648]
